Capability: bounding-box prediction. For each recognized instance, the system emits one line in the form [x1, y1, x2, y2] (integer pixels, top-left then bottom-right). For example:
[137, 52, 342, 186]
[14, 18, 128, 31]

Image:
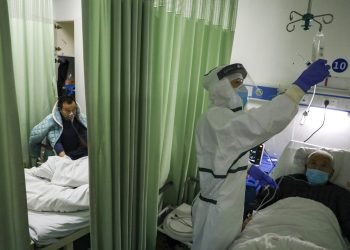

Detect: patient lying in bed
[25, 156, 89, 212]
[250, 150, 350, 241]
[232, 197, 348, 250]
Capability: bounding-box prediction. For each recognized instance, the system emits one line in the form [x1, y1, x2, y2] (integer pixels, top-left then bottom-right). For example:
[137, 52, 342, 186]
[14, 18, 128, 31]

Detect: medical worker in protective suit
[192, 59, 330, 250]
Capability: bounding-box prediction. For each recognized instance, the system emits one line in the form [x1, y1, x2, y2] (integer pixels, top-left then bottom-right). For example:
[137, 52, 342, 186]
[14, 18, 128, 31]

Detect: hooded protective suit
[192, 64, 307, 250]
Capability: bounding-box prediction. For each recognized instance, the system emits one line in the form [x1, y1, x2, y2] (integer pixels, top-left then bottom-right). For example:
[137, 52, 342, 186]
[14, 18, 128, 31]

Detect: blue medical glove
[294, 59, 330, 92]
[248, 165, 278, 189]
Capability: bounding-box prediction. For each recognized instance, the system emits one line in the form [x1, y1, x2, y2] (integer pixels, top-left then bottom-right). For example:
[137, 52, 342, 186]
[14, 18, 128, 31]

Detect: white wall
[53, 0, 81, 21]
[231, 0, 350, 88]
[55, 21, 75, 57]
[53, 0, 86, 113]
[233, 0, 350, 156]
[263, 105, 350, 157]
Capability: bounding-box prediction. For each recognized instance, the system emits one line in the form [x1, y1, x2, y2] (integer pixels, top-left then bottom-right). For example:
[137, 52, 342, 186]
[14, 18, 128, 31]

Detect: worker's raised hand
[248, 165, 278, 189]
[294, 59, 330, 92]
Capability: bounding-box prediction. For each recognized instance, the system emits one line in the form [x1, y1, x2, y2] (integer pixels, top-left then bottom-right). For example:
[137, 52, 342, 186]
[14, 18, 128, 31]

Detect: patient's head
[305, 150, 334, 186]
[58, 96, 77, 121]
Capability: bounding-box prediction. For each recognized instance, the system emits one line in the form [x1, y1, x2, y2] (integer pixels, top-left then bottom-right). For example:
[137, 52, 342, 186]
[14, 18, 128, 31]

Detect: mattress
[28, 209, 90, 246]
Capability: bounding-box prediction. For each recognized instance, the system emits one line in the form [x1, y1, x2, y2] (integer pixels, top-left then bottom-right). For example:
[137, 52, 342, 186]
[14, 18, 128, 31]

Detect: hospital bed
[28, 210, 90, 250]
[26, 156, 90, 250]
[159, 140, 350, 249]
[230, 140, 350, 250]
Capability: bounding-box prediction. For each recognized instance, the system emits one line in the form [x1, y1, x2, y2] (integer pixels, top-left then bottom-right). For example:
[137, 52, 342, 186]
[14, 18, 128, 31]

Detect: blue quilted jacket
[29, 102, 87, 158]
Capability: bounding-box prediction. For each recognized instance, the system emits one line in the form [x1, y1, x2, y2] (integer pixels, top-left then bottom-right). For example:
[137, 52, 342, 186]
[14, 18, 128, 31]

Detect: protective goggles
[216, 63, 247, 80]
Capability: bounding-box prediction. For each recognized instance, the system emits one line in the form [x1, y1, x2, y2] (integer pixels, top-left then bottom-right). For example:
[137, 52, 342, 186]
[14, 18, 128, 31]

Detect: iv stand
[286, 0, 333, 32]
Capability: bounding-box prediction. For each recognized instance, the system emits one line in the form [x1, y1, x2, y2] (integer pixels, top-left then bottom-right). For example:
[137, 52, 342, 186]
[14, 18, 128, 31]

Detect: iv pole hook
[286, 0, 334, 32]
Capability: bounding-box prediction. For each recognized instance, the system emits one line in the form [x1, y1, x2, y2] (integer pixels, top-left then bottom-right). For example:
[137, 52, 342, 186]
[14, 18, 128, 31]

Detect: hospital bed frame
[29, 226, 90, 250]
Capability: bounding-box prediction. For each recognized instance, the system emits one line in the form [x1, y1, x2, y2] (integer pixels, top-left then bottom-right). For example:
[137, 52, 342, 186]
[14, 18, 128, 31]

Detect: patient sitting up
[251, 150, 350, 240]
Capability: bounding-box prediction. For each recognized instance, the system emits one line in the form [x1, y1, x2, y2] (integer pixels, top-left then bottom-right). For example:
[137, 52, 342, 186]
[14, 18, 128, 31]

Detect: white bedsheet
[28, 210, 90, 246]
[25, 156, 89, 212]
[27, 156, 89, 188]
[230, 197, 348, 250]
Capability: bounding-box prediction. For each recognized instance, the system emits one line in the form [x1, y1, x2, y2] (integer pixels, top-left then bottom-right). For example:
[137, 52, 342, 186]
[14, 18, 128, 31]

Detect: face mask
[236, 85, 248, 107]
[306, 169, 329, 186]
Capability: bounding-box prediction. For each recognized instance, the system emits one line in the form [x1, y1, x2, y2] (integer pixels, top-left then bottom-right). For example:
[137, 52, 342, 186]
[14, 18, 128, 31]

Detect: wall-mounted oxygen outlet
[299, 93, 350, 112]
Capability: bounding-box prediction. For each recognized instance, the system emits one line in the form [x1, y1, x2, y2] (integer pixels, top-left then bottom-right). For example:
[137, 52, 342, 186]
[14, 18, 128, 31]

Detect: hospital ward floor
[156, 232, 189, 250]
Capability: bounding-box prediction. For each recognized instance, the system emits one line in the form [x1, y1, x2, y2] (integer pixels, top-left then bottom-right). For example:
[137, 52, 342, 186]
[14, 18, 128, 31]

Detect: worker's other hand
[294, 59, 330, 92]
[248, 165, 278, 189]
[58, 151, 66, 157]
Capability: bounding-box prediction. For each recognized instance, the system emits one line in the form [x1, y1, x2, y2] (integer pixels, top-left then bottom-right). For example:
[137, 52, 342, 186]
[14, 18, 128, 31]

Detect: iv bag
[311, 31, 325, 61]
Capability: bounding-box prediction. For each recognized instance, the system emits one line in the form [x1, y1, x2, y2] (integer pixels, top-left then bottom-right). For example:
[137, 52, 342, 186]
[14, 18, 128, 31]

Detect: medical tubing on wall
[307, 85, 317, 111]
[300, 85, 317, 125]
[303, 105, 328, 143]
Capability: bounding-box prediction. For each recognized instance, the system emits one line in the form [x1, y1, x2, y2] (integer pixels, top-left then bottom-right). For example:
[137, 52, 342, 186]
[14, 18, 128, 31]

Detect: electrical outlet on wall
[326, 98, 337, 108]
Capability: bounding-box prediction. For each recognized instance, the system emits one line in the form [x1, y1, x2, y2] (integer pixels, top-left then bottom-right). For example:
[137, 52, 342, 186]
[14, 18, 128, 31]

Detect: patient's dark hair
[58, 95, 76, 110]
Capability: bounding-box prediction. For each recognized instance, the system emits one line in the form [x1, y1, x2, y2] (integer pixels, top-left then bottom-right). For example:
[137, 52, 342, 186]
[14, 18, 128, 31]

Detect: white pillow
[272, 140, 350, 192]
[270, 141, 317, 179]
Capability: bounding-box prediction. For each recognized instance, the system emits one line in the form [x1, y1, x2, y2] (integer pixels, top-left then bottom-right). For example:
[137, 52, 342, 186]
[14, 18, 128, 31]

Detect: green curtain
[82, 0, 157, 249]
[151, 0, 238, 205]
[7, 0, 56, 166]
[0, 0, 29, 249]
[82, 0, 238, 249]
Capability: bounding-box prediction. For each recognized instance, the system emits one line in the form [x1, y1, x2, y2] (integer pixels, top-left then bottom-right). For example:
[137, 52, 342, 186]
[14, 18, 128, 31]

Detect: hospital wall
[255, 101, 350, 157]
[231, 0, 350, 156]
[231, 0, 350, 85]
[53, 0, 86, 113]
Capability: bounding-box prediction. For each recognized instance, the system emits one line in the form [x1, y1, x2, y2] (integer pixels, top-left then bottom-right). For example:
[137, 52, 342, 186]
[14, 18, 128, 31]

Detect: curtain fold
[0, 0, 29, 249]
[7, 0, 56, 166]
[153, 0, 238, 30]
[82, 0, 157, 249]
[151, 0, 238, 205]
[82, 0, 238, 248]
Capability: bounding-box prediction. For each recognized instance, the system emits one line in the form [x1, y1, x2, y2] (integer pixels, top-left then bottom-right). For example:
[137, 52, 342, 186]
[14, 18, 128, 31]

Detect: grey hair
[307, 150, 334, 168]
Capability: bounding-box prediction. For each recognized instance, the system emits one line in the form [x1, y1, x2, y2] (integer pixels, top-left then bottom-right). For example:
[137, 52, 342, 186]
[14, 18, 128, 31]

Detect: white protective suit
[192, 65, 305, 250]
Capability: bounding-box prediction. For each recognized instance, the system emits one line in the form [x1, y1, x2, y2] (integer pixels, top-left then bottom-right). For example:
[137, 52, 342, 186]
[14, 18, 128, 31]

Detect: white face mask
[235, 85, 248, 107]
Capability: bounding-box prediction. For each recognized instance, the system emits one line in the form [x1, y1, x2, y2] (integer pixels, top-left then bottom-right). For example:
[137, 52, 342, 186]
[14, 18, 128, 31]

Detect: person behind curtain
[56, 57, 69, 98]
[29, 95, 88, 161]
[192, 59, 330, 250]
